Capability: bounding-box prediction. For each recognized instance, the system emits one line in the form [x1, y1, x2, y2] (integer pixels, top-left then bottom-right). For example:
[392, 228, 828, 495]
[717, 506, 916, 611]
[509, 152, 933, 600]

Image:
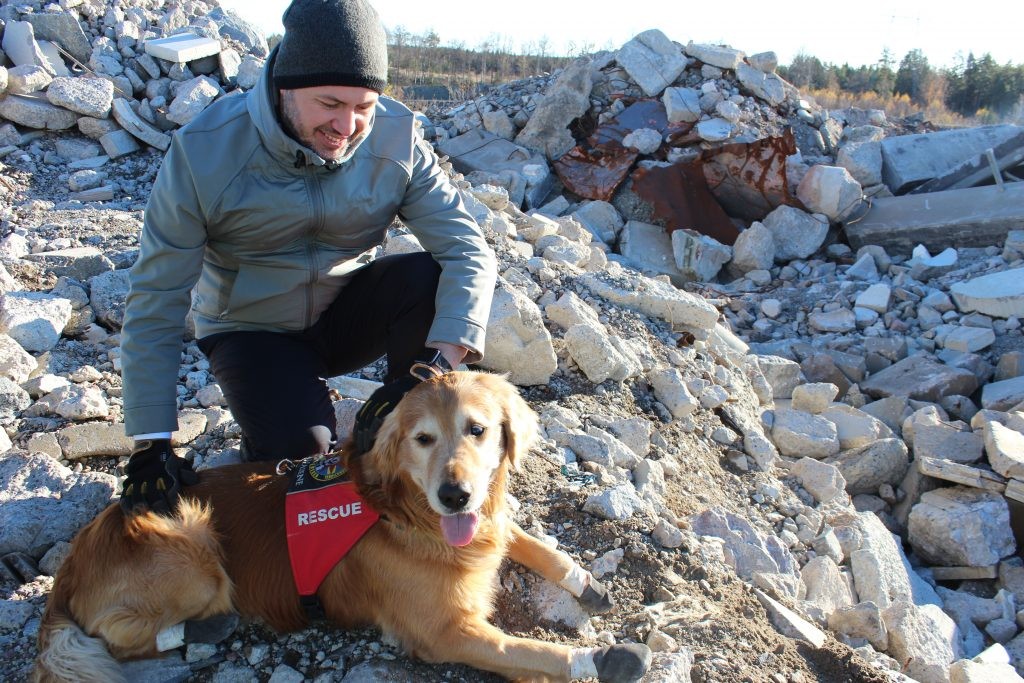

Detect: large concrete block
[847, 183, 1024, 252]
[616, 30, 687, 97]
[880, 125, 1022, 194]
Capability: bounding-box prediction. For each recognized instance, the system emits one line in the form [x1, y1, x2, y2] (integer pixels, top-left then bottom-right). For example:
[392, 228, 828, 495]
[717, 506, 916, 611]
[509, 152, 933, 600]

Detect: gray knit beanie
[274, 0, 388, 92]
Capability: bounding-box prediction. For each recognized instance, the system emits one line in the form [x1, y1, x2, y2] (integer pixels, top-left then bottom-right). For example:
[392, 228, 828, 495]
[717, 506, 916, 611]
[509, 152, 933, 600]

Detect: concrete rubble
[2, 2, 1024, 682]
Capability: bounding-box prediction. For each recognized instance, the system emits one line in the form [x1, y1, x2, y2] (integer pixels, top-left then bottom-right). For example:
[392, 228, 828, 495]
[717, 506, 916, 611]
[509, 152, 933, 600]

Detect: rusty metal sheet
[553, 142, 639, 201]
[554, 99, 698, 201]
[700, 128, 800, 222]
[631, 162, 740, 245]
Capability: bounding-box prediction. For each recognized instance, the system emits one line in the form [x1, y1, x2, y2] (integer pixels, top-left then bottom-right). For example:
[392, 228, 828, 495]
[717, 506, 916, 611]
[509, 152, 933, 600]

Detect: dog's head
[360, 371, 537, 547]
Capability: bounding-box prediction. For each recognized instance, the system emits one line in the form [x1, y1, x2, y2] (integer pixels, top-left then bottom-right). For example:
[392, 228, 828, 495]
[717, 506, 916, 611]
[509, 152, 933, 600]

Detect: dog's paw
[577, 578, 614, 614]
[593, 643, 652, 683]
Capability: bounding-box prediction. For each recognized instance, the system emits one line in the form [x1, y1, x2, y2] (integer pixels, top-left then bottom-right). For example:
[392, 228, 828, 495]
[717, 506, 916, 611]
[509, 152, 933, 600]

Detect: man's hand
[120, 439, 199, 515]
[353, 376, 419, 453]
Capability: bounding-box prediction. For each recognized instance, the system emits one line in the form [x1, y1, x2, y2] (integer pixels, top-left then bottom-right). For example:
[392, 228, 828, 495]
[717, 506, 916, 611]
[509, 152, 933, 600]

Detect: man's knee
[241, 424, 334, 462]
[395, 252, 441, 290]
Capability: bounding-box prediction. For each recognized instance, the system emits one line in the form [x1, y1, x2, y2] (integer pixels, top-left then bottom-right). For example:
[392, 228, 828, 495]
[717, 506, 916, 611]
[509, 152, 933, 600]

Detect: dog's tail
[34, 602, 124, 683]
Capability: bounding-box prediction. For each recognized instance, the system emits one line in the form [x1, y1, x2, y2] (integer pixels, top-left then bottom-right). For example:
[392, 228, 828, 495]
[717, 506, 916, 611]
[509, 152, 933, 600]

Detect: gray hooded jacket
[120, 52, 496, 435]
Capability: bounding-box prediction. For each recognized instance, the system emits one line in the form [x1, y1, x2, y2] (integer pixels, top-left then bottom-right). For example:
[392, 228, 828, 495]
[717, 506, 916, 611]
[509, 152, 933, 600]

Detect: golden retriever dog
[34, 371, 651, 683]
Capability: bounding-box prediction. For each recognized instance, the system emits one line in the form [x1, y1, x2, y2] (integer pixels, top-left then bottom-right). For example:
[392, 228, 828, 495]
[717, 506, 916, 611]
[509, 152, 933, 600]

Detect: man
[118, 0, 497, 513]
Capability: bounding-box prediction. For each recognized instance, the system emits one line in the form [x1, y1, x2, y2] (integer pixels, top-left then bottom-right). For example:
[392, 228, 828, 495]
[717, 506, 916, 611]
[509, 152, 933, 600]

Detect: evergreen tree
[894, 49, 934, 104]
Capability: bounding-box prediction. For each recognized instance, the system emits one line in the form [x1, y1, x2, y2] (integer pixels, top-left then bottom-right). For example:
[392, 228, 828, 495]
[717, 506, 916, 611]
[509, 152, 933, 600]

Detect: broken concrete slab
[144, 33, 221, 64]
[942, 326, 996, 353]
[617, 30, 688, 97]
[837, 140, 883, 187]
[1, 21, 54, 75]
[909, 487, 1015, 567]
[46, 77, 114, 119]
[620, 220, 688, 285]
[827, 438, 909, 495]
[910, 128, 1024, 195]
[982, 376, 1024, 412]
[663, 87, 701, 124]
[881, 124, 1022, 194]
[950, 268, 1024, 319]
[763, 205, 828, 261]
[6, 64, 53, 96]
[99, 129, 141, 159]
[851, 511, 943, 609]
[755, 589, 827, 647]
[437, 128, 551, 207]
[845, 182, 1024, 253]
[736, 63, 785, 107]
[571, 200, 624, 244]
[579, 271, 719, 332]
[685, 43, 744, 71]
[860, 355, 979, 403]
[0, 93, 78, 130]
[208, 6, 270, 58]
[982, 421, 1024, 480]
[514, 59, 591, 160]
[111, 98, 171, 151]
[166, 75, 221, 126]
[916, 456, 1007, 494]
[37, 41, 71, 78]
[671, 229, 730, 282]
[22, 11, 93, 65]
[797, 164, 863, 222]
[883, 601, 963, 683]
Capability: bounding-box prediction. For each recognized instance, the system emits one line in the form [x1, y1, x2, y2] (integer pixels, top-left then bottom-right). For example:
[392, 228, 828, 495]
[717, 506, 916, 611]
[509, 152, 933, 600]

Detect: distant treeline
[383, 27, 575, 100]
[265, 28, 575, 100]
[267, 28, 1022, 122]
[779, 49, 1023, 123]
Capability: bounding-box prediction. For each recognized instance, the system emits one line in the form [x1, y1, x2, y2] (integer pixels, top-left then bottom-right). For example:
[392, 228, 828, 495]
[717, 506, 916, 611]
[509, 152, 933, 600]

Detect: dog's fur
[34, 372, 649, 683]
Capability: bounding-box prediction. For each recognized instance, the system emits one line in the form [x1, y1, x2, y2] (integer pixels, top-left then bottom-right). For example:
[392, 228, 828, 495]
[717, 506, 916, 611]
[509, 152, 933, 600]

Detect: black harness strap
[300, 594, 326, 621]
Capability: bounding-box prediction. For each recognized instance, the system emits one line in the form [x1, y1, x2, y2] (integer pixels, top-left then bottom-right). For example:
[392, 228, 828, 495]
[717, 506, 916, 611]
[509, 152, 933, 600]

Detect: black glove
[353, 348, 454, 454]
[119, 439, 199, 515]
[353, 376, 419, 454]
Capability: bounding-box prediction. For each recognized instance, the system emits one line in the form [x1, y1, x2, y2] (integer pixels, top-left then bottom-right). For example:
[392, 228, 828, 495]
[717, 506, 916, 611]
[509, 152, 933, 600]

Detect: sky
[218, 0, 1024, 70]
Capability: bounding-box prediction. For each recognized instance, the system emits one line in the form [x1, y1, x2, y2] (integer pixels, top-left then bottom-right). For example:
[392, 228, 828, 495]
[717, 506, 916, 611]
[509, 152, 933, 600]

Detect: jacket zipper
[306, 168, 326, 329]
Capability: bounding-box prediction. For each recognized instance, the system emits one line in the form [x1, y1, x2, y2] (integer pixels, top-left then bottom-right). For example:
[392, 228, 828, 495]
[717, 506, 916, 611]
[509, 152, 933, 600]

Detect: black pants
[197, 252, 441, 462]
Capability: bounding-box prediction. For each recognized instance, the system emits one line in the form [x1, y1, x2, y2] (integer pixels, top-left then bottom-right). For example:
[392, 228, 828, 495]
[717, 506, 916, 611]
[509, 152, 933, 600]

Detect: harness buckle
[275, 459, 297, 476]
[409, 349, 453, 382]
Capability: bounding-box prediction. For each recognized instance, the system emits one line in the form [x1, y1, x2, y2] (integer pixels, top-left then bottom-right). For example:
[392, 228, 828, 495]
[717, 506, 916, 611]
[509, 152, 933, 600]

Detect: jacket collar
[247, 45, 375, 171]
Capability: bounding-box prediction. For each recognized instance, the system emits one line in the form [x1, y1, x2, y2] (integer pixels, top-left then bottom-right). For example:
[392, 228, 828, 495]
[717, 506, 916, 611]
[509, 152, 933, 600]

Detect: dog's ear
[365, 410, 404, 487]
[497, 377, 538, 470]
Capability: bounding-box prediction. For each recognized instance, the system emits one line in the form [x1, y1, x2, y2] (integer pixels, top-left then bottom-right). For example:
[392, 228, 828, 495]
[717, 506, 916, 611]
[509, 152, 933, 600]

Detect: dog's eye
[415, 433, 435, 446]
[469, 424, 485, 437]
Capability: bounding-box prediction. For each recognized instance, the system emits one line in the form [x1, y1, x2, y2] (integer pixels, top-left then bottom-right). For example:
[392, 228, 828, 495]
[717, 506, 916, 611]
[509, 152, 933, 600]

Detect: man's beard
[279, 92, 349, 161]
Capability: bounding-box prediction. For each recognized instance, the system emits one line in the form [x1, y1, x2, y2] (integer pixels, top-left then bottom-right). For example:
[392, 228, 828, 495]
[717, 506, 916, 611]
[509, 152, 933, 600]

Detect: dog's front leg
[436, 618, 650, 683]
[506, 523, 614, 614]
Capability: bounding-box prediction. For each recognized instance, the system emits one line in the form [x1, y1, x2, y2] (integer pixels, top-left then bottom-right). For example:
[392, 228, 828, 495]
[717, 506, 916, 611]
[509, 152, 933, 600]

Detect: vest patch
[285, 455, 379, 597]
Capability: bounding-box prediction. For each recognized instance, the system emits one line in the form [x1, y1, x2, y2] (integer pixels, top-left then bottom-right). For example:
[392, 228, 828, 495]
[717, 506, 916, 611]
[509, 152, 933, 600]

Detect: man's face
[279, 85, 379, 161]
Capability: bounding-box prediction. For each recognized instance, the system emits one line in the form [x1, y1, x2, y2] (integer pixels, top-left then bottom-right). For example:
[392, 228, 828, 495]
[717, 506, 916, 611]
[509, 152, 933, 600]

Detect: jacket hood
[247, 45, 375, 170]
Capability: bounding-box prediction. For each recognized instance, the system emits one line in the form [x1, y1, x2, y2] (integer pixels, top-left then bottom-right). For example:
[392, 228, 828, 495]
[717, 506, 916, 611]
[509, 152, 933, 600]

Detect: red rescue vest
[285, 455, 379, 597]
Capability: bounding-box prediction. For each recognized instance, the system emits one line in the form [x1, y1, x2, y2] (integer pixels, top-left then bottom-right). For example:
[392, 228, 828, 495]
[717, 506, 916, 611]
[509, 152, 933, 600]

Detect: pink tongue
[440, 512, 479, 546]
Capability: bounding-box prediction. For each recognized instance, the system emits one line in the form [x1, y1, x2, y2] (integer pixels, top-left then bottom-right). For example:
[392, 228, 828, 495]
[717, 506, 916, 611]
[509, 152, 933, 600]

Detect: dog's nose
[438, 482, 471, 512]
